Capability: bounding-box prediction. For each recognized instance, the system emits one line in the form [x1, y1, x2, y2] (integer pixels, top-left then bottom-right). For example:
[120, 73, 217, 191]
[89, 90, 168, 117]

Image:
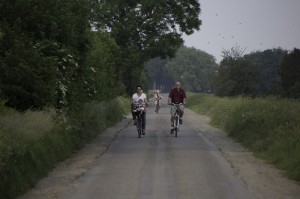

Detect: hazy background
[183, 0, 300, 63]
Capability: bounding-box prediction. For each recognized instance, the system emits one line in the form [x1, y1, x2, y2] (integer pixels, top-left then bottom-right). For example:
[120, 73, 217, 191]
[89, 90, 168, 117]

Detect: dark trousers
[133, 111, 146, 130]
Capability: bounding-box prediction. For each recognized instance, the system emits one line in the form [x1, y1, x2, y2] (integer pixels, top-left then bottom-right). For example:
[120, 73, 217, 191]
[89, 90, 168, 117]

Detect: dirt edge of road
[185, 109, 300, 199]
[19, 110, 300, 199]
[19, 116, 132, 199]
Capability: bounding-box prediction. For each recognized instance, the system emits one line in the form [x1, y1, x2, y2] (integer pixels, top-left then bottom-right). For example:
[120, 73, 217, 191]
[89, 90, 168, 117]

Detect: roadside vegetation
[0, 1, 202, 198]
[0, 97, 130, 199]
[187, 93, 300, 182]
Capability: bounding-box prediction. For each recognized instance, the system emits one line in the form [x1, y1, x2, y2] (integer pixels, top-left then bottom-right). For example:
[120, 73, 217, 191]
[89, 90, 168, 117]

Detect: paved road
[59, 95, 254, 199]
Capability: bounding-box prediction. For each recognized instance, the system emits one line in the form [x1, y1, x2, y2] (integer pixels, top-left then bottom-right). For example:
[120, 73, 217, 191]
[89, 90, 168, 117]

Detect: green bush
[187, 93, 300, 181]
[0, 96, 130, 199]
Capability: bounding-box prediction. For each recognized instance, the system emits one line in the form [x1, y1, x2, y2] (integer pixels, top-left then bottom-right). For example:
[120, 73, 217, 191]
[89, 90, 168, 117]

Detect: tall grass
[187, 93, 300, 181]
[0, 97, 131, 199]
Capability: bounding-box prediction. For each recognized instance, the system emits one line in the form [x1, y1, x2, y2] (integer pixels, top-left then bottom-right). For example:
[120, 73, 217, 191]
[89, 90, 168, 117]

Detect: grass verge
[187, 93, 300, 182]
[0, 97, 130, 199]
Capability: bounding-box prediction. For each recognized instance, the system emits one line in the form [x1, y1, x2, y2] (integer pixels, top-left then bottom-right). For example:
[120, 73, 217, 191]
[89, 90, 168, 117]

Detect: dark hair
[136, 85, 142, 90]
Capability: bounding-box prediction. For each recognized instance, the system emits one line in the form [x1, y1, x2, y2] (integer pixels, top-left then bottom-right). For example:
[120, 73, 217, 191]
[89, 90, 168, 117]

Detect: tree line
[0, 0, 202, 111]
[145, 46, 218, 93]
[146, 45, 300, 100]
[214, 47, 300, 98]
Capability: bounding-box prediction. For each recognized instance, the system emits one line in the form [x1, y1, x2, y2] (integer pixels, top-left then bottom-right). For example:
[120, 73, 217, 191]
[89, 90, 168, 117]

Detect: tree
[90, 0, 202, 93]
[145, 57, 174, 92]
[280, 48, 300, 98]
[165, 46, 218, 92]
[81, 31, 122, 100]
[0, 37, 57, 110]
[214, 47, 260, 96]
[0, 0, 91, 110]
[244, 48, 287, 95]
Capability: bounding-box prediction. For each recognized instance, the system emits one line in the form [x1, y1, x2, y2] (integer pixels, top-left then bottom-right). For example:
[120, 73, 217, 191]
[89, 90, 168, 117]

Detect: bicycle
[170, 103, 183, 137]
[133, 99, 146, 138]
[155, 99, 160, 113]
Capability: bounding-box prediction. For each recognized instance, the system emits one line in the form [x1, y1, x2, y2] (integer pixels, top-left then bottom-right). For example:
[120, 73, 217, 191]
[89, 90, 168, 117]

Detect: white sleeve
[132, 94, 136, 103]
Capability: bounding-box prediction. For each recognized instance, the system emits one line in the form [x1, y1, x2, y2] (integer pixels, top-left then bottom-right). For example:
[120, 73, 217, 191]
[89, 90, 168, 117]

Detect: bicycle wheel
[155, 104, 159, 113]
[174, 115, 178, 137]
[137, 116, 142, 138]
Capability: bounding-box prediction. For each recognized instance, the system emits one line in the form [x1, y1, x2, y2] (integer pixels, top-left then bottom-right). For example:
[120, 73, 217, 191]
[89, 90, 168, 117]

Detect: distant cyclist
[132, 86, 147, 134]
[168, 82, 186, 133]
[154, 90, 162, 113]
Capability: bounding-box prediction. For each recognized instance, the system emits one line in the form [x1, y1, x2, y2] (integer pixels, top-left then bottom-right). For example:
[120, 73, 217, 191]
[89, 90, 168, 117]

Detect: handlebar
[133, 102, 146, 112]
[168, 103, 184, 106]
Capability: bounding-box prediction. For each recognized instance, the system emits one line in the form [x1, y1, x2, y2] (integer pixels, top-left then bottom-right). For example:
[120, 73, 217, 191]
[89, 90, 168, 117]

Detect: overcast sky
[182, 0, 300, 63]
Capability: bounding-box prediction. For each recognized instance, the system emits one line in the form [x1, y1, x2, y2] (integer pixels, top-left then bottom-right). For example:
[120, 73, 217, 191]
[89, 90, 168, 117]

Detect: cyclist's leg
[133, 111, 137, 125]
[179, 104, 184, 124]
[131, 103, 135, 116]
[142, 112, 146, 132]
[170, 106, 176, 126]
[170, 106, 176, 133]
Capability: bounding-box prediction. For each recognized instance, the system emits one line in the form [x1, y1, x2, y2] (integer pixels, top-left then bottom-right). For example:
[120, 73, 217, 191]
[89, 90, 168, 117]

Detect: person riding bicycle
[154, 90, 162, 113]
[168, 82, 186, 134]
[132, 86, 147, 134]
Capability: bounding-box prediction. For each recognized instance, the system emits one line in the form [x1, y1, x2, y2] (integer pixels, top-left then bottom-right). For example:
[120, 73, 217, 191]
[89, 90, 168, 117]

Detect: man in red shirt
[168, 82, 186, 134]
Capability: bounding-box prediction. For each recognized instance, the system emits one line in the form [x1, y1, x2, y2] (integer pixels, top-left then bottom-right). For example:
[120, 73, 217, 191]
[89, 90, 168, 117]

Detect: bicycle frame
[133, 102, 145, 138]
[155, 99, 160, 113]
[171, 103, 182, 137]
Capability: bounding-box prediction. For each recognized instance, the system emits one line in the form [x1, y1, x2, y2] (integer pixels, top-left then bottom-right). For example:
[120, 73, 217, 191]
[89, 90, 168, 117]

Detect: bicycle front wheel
[137, 118, 142, 138]
[174, 115, 179, 137]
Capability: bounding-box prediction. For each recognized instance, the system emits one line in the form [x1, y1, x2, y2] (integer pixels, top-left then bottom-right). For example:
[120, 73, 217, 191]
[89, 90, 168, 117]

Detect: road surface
[20, 94, 300, 199]
[59, 95, 254, 199]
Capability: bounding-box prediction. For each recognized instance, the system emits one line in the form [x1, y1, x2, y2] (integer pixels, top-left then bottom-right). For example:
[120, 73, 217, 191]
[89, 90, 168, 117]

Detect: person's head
[157, 90, 160, 94]
[175, 81, 181, 89]
[136, 86, 142, 94]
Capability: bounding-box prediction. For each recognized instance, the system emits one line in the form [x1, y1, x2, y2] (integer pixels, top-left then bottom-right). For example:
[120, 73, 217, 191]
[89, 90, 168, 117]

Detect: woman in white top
[132, 86, 147, 134]
[132, 87, 147, 104]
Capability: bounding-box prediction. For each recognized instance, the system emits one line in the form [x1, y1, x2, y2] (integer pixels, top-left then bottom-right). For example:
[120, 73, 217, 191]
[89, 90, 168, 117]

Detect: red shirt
[169, 88, 186, 103]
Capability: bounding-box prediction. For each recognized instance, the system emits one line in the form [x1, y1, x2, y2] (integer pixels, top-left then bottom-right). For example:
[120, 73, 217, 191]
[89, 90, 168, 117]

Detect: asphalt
[59, 96, 254, 199]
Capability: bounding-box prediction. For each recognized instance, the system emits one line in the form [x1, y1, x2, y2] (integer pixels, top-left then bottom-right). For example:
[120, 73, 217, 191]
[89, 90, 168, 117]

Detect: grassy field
[187, 93, 300, 182]
[0, 97, 130, 199]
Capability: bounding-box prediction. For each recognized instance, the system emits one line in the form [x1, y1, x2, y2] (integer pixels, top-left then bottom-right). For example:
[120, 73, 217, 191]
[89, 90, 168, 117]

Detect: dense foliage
[280, 48, 300, 98]
[0, 0, 202, 110]
[0, 0, 91, 110]
[214, 56, 260, 96]
[214, 47, 300, 98]
[145, 57, 174, 92]
[0, 97, 130, 199]
[146, 46, 218, 92]
[90, 0, 202, 93]
[0, 1, 202, 198]
[245, 48, 287, 95]
[187, 93, 300, 182]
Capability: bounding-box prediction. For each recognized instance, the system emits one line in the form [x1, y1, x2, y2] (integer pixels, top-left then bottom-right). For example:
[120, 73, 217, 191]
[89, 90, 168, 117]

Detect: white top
[154, 93, 162, 100]
[132, 93, 147, 104]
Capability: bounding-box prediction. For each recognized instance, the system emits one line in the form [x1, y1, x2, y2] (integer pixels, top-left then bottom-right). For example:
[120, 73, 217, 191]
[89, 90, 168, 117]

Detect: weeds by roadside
[0, 97, 130, 199]
[187, 93, 300, 182]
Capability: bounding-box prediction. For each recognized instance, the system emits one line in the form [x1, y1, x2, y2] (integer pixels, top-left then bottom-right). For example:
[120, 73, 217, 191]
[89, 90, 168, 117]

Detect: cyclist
[132, 86, 147, 134]
[168, 82, 186, 134]
[154, 90, 162, 113]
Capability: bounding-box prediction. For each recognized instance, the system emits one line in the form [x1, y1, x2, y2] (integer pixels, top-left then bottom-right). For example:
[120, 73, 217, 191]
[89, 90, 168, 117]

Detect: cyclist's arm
[168, 97, 172, 104]
[183, 98, 187, 105]
[143, 94, 148, 105]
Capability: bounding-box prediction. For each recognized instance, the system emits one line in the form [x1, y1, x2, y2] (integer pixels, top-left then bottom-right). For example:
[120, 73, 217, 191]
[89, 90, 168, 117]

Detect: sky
[182, 0, 300, 63]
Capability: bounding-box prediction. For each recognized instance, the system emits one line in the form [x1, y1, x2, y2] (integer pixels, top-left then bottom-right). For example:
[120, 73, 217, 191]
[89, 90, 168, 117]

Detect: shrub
[0, 96, 130, 199]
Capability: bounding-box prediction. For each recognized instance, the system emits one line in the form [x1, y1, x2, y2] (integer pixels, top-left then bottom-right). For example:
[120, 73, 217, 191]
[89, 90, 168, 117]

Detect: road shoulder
[18, 117, 132, 199]
[185, 108, 300, 199]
